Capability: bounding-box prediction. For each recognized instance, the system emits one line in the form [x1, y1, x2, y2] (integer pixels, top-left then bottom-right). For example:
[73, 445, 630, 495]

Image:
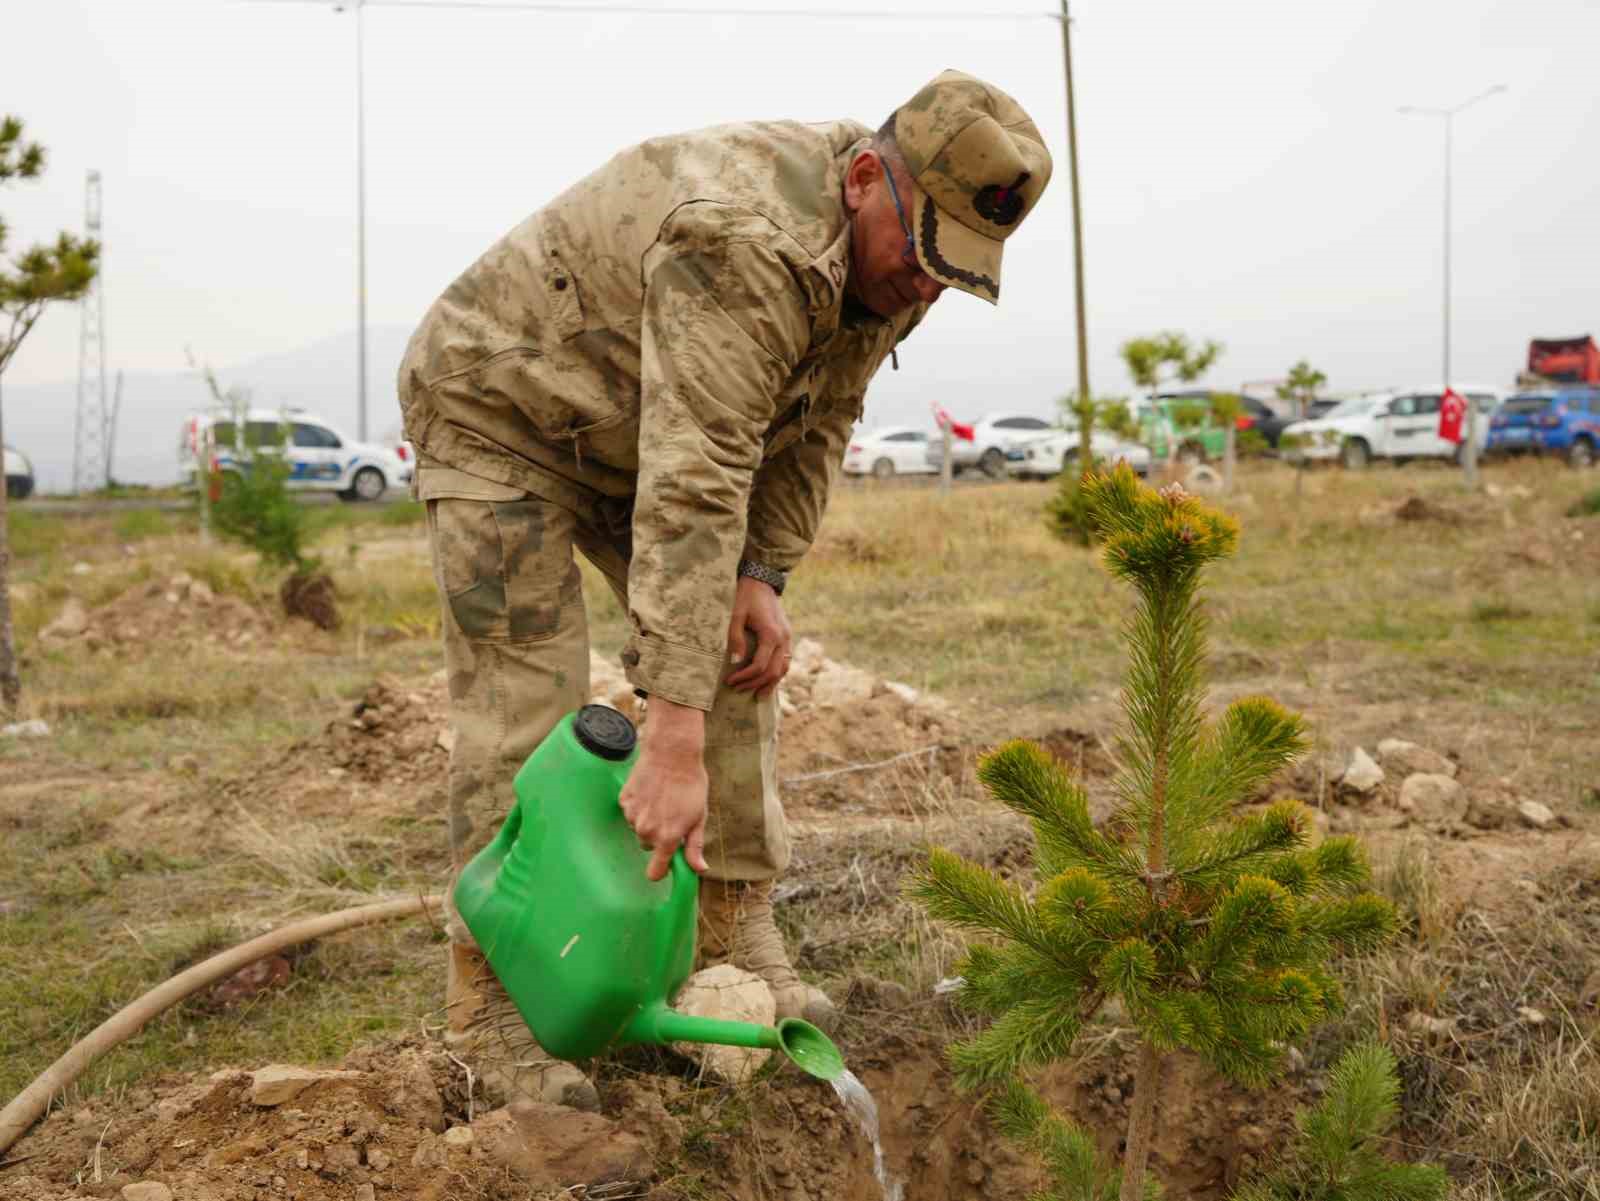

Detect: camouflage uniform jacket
[400, 119, 926, 712]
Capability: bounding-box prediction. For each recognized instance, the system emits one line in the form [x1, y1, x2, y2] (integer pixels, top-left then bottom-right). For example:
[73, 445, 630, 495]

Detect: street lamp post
[1398, 84, 1506, 488]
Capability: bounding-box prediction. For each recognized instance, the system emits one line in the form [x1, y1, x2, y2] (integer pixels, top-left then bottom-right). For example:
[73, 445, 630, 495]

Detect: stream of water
[830, 1068, 905, 1201]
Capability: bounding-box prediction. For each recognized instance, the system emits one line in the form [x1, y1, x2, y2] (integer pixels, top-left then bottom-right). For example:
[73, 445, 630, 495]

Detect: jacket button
[554, 277, 569, 291]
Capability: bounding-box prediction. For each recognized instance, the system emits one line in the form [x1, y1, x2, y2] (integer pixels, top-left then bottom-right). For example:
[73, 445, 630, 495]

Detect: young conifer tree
[911, 465, 1398, 1200]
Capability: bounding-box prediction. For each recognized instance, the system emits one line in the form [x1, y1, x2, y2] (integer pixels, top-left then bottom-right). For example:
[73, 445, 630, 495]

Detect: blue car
[1486, 388, 1600, 468]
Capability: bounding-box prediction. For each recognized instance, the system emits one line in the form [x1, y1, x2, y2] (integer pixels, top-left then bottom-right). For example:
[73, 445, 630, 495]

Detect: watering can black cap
[574, 704, 637, 761]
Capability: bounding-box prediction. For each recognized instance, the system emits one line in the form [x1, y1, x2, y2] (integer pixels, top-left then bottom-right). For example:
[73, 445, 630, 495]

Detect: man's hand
[725, 575, 793, 698]
[619, 698, 709, 881]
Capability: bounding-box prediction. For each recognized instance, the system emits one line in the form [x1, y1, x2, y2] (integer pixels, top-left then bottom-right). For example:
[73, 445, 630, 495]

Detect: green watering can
[452, 705, 843, 1082]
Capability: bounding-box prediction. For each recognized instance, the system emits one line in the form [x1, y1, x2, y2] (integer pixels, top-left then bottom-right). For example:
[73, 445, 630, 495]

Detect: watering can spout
[628, 1006, 844, 1082]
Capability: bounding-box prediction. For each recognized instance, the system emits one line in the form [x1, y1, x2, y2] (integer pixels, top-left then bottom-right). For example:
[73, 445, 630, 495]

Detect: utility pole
[353, 0, 369, 441]
[1399, 84, 1506, 489]
[73, 169, 107, 495]
[1058, 1, 1092, 479]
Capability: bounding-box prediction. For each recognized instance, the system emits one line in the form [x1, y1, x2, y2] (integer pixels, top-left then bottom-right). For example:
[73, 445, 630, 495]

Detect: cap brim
[909, 187, 1003, 305]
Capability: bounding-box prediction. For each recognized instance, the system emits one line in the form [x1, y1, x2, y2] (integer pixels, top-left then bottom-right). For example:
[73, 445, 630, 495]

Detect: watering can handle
[667, 847, 699, 898]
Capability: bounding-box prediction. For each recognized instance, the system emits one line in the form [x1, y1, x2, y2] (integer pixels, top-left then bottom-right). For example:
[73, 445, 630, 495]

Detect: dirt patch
[280, 571, 340, 632]
[41, 573, 277, 655]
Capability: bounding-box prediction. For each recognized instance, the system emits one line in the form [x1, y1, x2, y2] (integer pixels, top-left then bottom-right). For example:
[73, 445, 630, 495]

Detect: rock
[389, 1049, 446, 1133]
[1465, 795, 1512, 830]
[121, 1185, 172, 1201]
[442, 1125, 475, 1149]
[248, 1065, 362, 1106]
[72, 561, 92, 575]
[435, 727, 456, 754]
[1, 719, 51, 739]
[1404, 1011, 1457, 1038]
[169, 753, 200, 775]
[189, 579, 215, 604]
[474, 1101, 650, 1191]
[808, 660, 876, 709]
[1396, 773, 1465, 824]
[789, 637, 827, 678]
[883, 681, 919, 705]
[1377, 738, 1457, 779]
[354, 1186, 375, 1201]
[41, 598, 90, 640]
[1516, 1006, 1547, 1025]
[366, 1149, 392, 1172]
[671, 964, 775, 1085]
[1338, 747, 1384, 796]
[1517, 800, 1556, 830]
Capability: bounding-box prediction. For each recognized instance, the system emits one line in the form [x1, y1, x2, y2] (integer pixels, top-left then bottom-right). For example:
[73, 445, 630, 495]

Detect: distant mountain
[1, 325, 414, 493]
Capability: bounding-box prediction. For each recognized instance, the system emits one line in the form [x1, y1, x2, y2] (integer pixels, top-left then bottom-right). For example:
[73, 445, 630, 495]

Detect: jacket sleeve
[622, 213, 813, 711]
[740, 392, 863, 571]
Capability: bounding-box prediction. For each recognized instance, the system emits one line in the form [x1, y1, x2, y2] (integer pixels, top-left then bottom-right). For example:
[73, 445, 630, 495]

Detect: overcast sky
[6, 0, 1598, 443]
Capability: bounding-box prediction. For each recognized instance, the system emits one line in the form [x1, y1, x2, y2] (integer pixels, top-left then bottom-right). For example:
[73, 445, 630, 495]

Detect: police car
[179, 409, 411, 502]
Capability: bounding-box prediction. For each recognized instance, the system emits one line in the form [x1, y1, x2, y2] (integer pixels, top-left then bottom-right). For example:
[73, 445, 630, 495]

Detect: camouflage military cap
[892, 69, 1053, 304]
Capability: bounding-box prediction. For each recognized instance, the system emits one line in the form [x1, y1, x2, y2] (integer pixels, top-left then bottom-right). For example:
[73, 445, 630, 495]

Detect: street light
[1397, 83, 1506, 487]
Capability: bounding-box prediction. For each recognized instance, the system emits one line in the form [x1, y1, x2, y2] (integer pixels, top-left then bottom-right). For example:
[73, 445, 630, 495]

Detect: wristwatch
[737, 558, 788, 596]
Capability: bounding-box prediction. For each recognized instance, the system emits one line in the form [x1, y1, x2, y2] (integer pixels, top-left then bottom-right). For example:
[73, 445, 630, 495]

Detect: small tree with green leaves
[1233, 1041, 1446, 1201]
[1120, 332, 1222, 400]
[911, 465, 1397, 1200]
[1047, 395, 1140, 546]
[0, 115, 100, 713]
[1276, 361, 1328, 421]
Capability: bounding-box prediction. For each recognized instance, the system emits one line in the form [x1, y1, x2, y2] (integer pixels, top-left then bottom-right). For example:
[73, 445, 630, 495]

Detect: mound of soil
[41, 574, 275, 655]
[280, 571, 340, 632]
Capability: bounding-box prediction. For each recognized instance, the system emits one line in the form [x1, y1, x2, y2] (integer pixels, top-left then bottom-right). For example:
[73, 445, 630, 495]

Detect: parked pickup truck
[1280, 386, 1503, 469]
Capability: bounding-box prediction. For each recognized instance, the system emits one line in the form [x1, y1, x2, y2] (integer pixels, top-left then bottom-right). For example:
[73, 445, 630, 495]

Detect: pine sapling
[910, 465, 1398, 1200]
[1232, 1041, 1446, 1201]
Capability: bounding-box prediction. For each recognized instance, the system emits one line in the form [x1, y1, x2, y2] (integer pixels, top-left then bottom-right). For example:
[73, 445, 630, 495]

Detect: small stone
[1, 719, 51, 739]
[1465, 795, 1511, 830]
[442, 1125, 475, 1150]
[1103, 1084, 1122, 1104]
[366, 1149, 392, 1172]
[249, 1064, 362, 1106]
[1404, 1011, 1457, 1038]
[355, 1186, 376, 1201]
[1396, 773, 1465, 824]
[671, 964, 775, 1085]
[72, 561, 92, 575]
[1377, 738, 1457, 778]
[883, 681, 919, 704]
[121, 1185, 173, 1201]
[327, 767, 348, 779]
[435, 727, 456, 754]
[295, 1148, 309, 1169]
[474, 1103, 650, 1190]
[41, 599, 90, 640]
[1285, 1045, 1306, 1073]
[1517, 800, 1555, 830]
[1338, 747, 1384, 795]
[169, 753, 200, 775]
[1516, 1006, 1547, 1025]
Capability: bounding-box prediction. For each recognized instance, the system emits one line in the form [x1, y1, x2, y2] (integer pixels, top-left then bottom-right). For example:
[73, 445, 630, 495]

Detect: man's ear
[842, 150, 882, 214]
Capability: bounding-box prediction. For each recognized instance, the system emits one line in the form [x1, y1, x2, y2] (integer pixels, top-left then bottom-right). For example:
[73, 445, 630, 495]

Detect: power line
[243, 0, 1059, 21]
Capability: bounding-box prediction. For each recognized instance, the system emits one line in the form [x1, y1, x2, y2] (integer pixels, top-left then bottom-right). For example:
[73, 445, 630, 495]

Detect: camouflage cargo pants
[419, 466, 789, 944]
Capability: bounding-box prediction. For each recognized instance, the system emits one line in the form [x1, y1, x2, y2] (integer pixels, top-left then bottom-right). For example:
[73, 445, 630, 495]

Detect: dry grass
[3, 462, 1598, 1195]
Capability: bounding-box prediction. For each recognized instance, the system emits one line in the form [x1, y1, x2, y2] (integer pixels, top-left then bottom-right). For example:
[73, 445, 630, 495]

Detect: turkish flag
[1438, 388, 1467, 444]
[931, 403, 976, 442]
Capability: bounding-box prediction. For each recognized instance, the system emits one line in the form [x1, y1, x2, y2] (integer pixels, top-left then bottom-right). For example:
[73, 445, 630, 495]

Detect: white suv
[4, 445, 34, 499]
[179, 409, 412, 502]
[922, 411, 1059, 477]
[1281, 387, 1504, 470]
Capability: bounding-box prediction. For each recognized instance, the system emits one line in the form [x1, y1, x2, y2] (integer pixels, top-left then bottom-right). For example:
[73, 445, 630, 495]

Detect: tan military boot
[696, 879, 837, 1030]
[444, 942, 600, 1112]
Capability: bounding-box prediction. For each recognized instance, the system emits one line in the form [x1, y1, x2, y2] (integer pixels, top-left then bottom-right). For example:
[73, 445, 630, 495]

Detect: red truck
[1526, 336, 1600, 385]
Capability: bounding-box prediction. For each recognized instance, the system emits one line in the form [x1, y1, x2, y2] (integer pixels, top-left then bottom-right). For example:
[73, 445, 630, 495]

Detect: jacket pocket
[538, 221, 587, 341]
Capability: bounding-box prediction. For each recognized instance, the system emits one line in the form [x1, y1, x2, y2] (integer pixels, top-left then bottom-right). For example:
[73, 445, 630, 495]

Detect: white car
[1005, 428, 1152, 479]
[4, 445, 34, 499]
[842, 425, 937, 479]
[922, 411, 1060, 477]
[179, 408, 413, 502]
[1281, 386, 1504, 470]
